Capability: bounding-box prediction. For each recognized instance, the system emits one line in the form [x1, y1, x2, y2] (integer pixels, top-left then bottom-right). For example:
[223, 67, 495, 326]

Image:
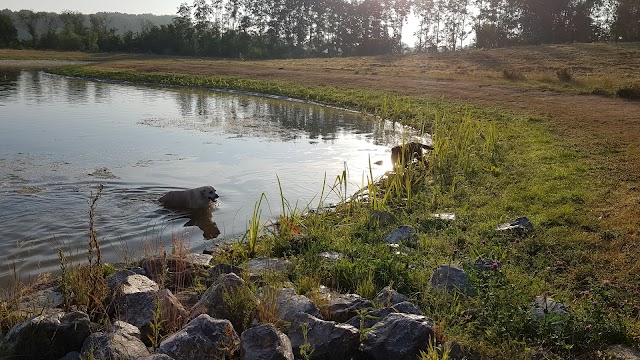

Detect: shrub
[556, 68, 573, 82]
[502, 68, 525, 80]
[616, 84, 640, 100]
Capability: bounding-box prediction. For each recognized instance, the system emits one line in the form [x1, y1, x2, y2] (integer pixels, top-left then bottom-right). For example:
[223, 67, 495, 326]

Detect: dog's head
[200, 186, 219, 202]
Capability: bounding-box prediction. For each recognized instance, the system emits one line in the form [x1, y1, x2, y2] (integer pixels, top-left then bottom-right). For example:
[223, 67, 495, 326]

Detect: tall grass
[243, 193, 268, 257]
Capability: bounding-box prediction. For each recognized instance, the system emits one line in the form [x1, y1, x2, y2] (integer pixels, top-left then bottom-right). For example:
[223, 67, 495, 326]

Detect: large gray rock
[192, 273, 258, 321]
[530, 296, 569, 321]
[288, 313, 360, 360]
[3, 310, 91, 360]
[240, 324, 294, 360]
[430, 265, 476, 296]
[269, 287, 321, 323]
[207, 263, 243, 282]
[246, 257, 292, 273]
[345, 301, 422, 329]
[144, 355, 175, 360]
[362, 313, 436, 360]
[80, 327, 150, 360]
[110, 275, 188, 345]
[108, 273, 159, 295]
[157, 314, 240, 360]
[382, 225, 418, 246]
[373, 286, 410, 307]
[17, 285, 64, 312]
[496, 217, 533, 231]
[369, 210, 396, 227]
[607, 345, 640, 360]
[320, 293, 373, 322]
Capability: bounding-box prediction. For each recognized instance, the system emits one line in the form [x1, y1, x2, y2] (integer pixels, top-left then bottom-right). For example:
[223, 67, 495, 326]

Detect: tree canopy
[1, 0, 639, 57]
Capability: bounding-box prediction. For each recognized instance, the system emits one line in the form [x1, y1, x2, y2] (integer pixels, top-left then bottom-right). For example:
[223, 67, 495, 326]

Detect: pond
[0, 69, 425, 288]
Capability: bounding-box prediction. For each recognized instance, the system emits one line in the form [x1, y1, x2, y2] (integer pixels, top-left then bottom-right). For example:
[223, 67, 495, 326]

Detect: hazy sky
[1, 0, 181, 15]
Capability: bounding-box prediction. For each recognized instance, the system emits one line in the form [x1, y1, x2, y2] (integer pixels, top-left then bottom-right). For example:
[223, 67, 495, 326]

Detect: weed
[243, 193, 268, 257]
[147, 299, 166, 351]
[556, 67, 573, 82]
[299, 322, 314, 360]
[502, 68, 525, 80]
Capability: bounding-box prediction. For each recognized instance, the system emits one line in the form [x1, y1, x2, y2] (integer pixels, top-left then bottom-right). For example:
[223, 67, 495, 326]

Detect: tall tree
[0, 12, 18, 48]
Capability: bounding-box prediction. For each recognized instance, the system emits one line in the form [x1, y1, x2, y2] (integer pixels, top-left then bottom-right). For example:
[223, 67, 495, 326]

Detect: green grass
[14, 64, 637, 357]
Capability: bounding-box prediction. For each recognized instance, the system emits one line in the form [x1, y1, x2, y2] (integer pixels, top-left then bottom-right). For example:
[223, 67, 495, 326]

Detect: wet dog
[390, 142, 434, 166]
[159, 186, 219, 209]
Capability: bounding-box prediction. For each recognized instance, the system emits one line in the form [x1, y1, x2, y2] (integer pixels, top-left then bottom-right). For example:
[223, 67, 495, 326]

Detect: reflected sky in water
[0, 70, 426, 287]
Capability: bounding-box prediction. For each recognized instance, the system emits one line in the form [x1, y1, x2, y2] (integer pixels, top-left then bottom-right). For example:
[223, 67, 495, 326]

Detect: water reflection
[0, 70, 426, 288]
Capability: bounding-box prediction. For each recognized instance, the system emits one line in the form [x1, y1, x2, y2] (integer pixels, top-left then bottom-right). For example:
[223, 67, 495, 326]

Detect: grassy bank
[2, 48, 639, 358]
[46, 64, 638, 358]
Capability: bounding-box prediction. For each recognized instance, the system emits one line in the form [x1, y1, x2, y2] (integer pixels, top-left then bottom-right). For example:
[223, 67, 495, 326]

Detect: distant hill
[0, 9, 174, 40]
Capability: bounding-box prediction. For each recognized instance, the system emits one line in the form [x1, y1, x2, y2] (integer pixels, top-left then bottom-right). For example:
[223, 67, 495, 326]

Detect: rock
[361, 313, 436, 360]
[496, 217, 533, 231]
[109, 320, 142, 339]
[607, 345, 640, 360]
[109, 273, 159, 296]
[17, 286, 64, 312]
[246, 257, 292, 273]
[80, 327, 150, 360]
[144, 355, 175, 360]
[318, 251, 345, 263]
[473, 258, 501, 271]
[383, 225, 418, 246]
[370, 210, 396, 226]
[240, 324, 294, 360]
[3, 310, 91, 360]
[58, 351, 81, 360]
[345, 301, 422, 329]
[185, 253, 213, 267]
[192, 273, 258, 322]
[373, 286, 410, 307]
[268, 287, 322, 323]
[288, 313, 360, 360]
[430, 265, 476, 296]
[432, 213, 456, 220]
[320, 293, 373, 322]
[207, 263, 243, 281]
[157, 314, 240, 360]
[530, 296, 569, 321]
[111, 285, 188, 345]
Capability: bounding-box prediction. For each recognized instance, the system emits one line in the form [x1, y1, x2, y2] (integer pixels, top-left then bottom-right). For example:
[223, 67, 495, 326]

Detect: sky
[1, 0, 181, 15]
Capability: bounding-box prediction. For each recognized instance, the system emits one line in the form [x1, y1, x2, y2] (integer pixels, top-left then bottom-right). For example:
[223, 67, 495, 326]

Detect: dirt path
[102, 60, 640, 241]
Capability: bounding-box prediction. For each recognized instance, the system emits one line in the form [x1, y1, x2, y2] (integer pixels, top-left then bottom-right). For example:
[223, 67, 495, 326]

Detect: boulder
[108, 272, 159, 296]
[110, 274, 188, 345]
[288, 313, 360, 360]
[320, 293, 373, 322]
[3, 310, 91, 360]
[58, 351, 81, 360]
[157, 314, 240, 360]
[240, 324, 294, 360]
[246, 257, 292, 273]
[318, 251, 345, 263]
[192, 273, 258, 322]
[80, 326, 150, 360]
[268, 287, 321, 323]
[430, 265, 476, 296]
[369, 210, 396, 227]
[361, 313, 436, 360]
[606, 345, 640, 360]
[144, 355, 175, 360]
[345, 301, 422, 329]
[373, 286, 410, 307]
[17, 285, 64, 312]
[496, 217, 533, 231]
[530, 296, 569, 321]
[207, 263, 243, 282]
[382, 226, 418, 247]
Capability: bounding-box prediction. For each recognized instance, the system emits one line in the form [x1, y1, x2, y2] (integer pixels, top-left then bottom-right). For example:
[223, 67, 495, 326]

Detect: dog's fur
[390, 142, 434, 166]
[159, 186, 219, 209]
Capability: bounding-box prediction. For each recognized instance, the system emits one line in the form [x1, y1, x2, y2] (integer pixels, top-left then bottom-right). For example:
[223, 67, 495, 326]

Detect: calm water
[0, 70, 425, 287]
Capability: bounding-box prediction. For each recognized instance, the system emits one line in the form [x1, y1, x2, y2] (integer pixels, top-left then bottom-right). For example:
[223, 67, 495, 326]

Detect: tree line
[1, 0, 639, 58]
